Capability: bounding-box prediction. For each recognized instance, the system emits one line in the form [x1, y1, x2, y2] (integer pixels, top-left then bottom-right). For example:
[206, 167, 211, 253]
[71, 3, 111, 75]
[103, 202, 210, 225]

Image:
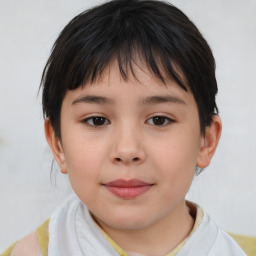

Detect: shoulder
[229, 233, 256, 256]
[199, 209, 247, 255]
[180, 208, 247, 256]
[1, 232, 41, 256]
[1, 219, 50, 256]
[208, 229, 247, 256]
[201, 212, 247, 255]
[8, 231, 42, 256]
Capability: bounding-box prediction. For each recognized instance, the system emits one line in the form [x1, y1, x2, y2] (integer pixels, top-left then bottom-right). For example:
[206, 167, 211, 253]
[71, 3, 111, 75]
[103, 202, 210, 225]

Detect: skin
[45, 61, 221, 255]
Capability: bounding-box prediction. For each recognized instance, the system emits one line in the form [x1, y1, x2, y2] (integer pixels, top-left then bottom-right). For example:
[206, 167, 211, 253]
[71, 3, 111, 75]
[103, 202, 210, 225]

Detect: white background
[0, 0, 255, 251]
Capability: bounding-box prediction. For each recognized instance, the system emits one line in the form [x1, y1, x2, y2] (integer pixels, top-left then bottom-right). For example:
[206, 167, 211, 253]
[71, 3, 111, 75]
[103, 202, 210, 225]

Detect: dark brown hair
[41, 0, 218, 138]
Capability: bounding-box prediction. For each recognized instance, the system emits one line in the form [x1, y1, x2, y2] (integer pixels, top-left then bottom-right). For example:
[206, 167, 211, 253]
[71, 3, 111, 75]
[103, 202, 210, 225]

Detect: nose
[110, 125, 146, 165]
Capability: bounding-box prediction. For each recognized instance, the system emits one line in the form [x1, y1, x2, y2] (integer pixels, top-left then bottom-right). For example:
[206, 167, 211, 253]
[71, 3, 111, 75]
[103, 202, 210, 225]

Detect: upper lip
[104, 179, 152, 187]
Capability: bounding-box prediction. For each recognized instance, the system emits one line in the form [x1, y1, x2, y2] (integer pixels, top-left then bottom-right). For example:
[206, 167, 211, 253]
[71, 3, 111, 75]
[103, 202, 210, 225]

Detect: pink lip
[104, 179, 153, 199]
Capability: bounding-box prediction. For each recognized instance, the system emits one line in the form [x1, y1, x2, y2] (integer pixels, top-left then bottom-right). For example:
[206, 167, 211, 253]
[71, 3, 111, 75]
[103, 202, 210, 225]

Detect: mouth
[103, 179, 153, 199]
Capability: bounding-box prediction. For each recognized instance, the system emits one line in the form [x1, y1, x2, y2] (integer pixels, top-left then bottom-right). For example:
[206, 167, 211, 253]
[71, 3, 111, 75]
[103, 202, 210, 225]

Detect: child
[2, 0, 247, 255]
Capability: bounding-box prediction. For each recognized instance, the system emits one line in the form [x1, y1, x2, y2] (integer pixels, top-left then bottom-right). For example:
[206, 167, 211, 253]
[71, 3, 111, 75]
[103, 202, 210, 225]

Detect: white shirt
[48, 194, 246, 256]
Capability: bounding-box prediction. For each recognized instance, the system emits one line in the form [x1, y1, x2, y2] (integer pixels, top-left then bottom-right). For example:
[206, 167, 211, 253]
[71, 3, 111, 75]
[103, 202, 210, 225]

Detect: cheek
[62, 136, 108, 185]
[148, 130, 200, 185]
[151, 133, 199, 167]
[63, 144, 103, 204]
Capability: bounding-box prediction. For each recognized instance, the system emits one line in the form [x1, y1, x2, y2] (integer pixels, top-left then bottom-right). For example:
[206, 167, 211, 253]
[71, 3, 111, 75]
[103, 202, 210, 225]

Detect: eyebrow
[72, 95, 115, 105]
[140, 95, 186, 105]
[72, 94, 186, 106]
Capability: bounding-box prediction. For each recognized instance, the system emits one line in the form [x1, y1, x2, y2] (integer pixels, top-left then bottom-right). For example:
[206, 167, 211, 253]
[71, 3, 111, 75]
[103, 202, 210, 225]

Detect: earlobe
[44, 118, 67, 174]
[196, 115, 222, 168]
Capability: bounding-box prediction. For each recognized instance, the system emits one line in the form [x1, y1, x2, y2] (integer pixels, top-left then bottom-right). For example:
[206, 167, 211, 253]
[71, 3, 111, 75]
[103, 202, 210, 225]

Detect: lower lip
[105, 185, 152, 199]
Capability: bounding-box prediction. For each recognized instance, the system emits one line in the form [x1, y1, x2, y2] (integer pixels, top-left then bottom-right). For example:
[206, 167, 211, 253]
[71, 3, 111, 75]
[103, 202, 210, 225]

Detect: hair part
[41, 0, 218, 139]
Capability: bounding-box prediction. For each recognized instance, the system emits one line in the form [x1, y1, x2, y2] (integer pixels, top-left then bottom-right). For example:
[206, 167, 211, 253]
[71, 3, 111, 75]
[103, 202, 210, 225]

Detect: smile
[104, 179, 153, 199]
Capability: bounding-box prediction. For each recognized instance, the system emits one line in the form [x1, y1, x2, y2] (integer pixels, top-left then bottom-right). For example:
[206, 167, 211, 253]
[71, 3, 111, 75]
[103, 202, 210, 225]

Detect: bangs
[51, 8, 188, 91]
[41, 0, 218, 138]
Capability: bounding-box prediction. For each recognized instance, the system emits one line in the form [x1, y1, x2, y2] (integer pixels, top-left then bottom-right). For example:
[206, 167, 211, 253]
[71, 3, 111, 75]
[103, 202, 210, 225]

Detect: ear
[44, 118, 67, 174]
[196, 115, 222, 168]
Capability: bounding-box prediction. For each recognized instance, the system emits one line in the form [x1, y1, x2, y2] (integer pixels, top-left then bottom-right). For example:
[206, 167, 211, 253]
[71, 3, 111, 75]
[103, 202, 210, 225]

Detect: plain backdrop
[0, 0, 256, 251]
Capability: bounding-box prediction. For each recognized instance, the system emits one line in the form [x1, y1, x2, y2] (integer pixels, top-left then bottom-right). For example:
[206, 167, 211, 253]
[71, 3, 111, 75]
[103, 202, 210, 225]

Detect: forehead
[62, 60, 196, 111]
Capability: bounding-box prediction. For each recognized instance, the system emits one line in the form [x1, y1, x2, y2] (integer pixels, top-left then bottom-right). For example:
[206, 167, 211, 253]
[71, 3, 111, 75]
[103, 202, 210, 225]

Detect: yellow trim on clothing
[2, 207, 255, 256]
[101, 231, 129, 256]
[99, 204, 204, 256]
[1, 242, 18, 256]
[1, 203, 204, 256]
[228, 233, 256, 256]
[1, 219, 50, 256]
[36, 219, 50, 256]
[166, 205, 203, 256]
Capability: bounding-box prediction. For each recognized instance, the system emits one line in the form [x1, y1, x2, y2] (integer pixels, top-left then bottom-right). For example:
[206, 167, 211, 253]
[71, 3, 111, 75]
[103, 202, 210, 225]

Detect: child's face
[46, 61, 218, 232]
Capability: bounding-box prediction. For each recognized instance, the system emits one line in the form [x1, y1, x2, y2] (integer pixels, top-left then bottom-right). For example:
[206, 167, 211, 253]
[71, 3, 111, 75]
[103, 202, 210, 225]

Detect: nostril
[115, 157, 140, 162]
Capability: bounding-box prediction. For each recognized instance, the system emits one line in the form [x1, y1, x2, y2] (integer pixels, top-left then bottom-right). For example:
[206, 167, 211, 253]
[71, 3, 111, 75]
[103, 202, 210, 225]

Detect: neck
[93, 201, 195, 256]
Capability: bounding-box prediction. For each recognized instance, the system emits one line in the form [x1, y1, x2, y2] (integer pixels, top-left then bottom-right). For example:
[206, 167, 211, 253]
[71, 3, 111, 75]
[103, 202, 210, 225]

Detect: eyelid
[146, 115, 175, 126]
[80, 114, 175, 127]
[82, 115, 110, 127]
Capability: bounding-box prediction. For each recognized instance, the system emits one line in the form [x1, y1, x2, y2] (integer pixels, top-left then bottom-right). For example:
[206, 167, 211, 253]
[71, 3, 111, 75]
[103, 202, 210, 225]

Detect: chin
[102, 212, 154, 230]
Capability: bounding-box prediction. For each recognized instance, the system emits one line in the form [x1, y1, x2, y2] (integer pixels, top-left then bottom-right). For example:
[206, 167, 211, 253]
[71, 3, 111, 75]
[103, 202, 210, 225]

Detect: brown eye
[83, 116, 110, 126]
[92, 117, 106, 125]
[147, 116, 174, 126]
[152, 116, 166, 125]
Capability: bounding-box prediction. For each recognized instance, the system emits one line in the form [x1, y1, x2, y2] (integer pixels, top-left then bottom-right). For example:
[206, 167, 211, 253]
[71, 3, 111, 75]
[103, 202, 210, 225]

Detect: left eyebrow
[140, 95, 186, 105]
[72, 95, 115, 105]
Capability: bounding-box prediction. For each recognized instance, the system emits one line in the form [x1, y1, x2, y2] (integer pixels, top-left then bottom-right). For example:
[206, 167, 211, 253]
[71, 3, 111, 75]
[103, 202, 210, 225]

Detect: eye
[146, 116, 174, 126]
[82, 116, 110, 127]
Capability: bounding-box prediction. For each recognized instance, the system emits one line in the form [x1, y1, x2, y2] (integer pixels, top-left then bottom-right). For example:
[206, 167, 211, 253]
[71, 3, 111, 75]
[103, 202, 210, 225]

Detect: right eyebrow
[141, 95, 186, 105]
[72, 95, 115, 105]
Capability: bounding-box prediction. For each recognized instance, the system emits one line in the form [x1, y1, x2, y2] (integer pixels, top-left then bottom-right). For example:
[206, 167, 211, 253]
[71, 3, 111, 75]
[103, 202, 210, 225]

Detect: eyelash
[82, 116, 110, 127]
[82, 115, 175, 127]
[146, 116, 175, 126]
